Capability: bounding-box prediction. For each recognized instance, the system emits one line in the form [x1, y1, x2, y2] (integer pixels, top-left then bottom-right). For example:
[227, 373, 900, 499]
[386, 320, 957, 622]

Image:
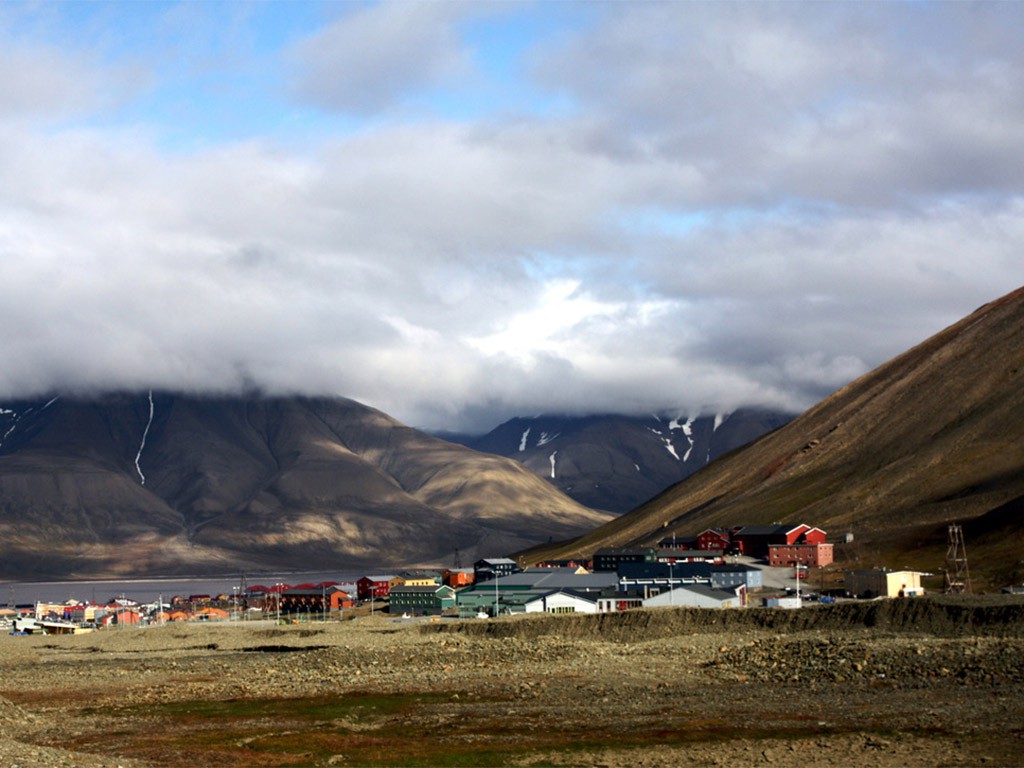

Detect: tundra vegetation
[2, 595, 1023, 767]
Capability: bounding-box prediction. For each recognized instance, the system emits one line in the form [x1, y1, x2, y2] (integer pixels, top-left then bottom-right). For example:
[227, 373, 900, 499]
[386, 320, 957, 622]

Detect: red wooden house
[697, 528, 731, 552]
[357, 575, 396, 600]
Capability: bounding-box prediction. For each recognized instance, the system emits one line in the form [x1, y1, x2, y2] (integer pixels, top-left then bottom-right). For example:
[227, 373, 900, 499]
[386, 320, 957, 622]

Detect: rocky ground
[1, 596, 1023, 767]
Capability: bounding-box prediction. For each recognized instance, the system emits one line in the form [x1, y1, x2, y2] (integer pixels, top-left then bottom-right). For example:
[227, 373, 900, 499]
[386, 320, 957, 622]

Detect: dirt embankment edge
[422, 596, 1024, 642]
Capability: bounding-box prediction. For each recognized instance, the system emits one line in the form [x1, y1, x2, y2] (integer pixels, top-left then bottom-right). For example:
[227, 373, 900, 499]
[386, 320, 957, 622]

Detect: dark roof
[617, 562, 712, 579]
[594, 547, 654, 557]
[734, 524, 804, 536]
[657, 548, 721, 557]
[656, 536, 698, 547]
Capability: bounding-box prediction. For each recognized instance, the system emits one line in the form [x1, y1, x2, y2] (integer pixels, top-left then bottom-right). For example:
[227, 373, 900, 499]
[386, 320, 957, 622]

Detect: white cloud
[288, 1, 475, 115]
[1, 2, 1023, 432]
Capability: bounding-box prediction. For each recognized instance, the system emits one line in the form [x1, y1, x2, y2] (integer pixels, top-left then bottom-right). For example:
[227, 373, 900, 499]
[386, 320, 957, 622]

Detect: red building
[768, 541, 834, 568]
[731, 524, 819, 558]
[357, 575, 396, 600]
[697, 529, 731, 551]
[279, 586, 355, 615]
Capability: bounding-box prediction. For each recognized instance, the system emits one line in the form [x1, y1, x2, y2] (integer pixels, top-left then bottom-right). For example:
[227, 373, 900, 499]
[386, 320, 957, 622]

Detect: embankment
[423, 595, 1024, 642]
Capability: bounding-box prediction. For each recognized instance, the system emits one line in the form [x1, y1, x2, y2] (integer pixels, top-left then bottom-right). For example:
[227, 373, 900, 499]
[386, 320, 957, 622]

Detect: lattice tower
[944, 524, 971, 594]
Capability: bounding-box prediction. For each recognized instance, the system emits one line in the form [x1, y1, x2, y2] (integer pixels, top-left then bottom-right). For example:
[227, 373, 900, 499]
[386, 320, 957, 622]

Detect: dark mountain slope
[519, 287, 1024, 590]
[0, 395, 611, 579]
[452, 409, 794, 513]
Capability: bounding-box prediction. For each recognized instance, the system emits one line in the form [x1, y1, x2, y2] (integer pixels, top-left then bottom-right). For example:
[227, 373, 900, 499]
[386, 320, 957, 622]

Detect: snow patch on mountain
[549, 450, 558, 479]
[713, 413, 725, 431]
[135, 391, 154, 486]
[537, 431, 559, 447]
[519, 428, 530, 452]
[680, 416, 695, 461]
[0, 410, 19, 449]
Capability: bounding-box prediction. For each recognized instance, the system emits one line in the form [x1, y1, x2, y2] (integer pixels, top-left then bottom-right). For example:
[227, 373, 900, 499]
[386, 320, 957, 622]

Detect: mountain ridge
[447, 408, 794, 513]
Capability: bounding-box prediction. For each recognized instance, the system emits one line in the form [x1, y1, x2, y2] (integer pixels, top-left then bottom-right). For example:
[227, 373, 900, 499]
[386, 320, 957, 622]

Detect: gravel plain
[2, 597, 1023, 767]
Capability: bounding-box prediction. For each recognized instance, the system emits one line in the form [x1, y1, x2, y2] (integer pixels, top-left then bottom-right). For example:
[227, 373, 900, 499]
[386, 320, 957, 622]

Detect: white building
[642, 584, 745, 609]
[521, 589, 600, 614]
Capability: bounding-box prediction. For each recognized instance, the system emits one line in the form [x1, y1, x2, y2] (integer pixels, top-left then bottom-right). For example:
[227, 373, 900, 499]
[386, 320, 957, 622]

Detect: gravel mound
[423, 595, 1024, 642]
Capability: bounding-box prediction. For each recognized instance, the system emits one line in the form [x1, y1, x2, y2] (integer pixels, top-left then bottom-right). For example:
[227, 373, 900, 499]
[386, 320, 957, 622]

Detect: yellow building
[393, 572, 441, 588]
[844, 570, 925, 598]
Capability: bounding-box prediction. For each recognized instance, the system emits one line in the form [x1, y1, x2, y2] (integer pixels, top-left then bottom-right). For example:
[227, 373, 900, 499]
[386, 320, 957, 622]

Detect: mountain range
[0, 395, 611, 579]
[446, 409, 793, 513]
[519, 286, 1024, 591]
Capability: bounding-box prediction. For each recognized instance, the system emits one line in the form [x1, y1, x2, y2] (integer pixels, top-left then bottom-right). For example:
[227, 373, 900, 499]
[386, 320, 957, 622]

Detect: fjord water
[2, 571, 365, 607]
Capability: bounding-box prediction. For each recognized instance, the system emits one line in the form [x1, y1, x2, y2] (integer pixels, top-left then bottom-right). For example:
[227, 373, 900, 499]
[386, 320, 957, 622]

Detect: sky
[1, 1, 1023, 432]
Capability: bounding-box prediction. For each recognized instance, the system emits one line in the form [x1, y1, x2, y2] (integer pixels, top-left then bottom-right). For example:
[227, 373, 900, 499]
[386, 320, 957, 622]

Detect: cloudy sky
[1, 1, 1022, 432]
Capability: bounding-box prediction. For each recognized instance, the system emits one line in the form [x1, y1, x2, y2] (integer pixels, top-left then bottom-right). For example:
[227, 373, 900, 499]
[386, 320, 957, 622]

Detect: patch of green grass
[140, 691, 432, 724]
[53, 693, 959, 768]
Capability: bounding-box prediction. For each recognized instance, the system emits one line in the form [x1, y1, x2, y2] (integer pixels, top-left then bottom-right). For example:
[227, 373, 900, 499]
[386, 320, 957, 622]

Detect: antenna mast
[943, 524, 971, 594]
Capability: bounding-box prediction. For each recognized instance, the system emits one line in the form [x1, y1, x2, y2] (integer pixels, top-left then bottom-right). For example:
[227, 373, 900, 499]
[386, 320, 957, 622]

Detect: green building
[388, 585, 456, 616]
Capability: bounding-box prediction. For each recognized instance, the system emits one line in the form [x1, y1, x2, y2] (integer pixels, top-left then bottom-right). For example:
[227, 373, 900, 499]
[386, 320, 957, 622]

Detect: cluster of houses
[663, 522, 834, 567]
[20, 593, 254, 631]
[6, 522, 938, 633]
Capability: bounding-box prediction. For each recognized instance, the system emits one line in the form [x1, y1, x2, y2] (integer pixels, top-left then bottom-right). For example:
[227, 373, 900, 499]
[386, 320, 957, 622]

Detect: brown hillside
[0, 395, 611, 579]
[521, 287, 1024, 590]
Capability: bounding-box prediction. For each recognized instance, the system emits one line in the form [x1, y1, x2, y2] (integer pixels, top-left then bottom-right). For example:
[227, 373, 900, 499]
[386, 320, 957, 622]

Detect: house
[101, 609, 141, 626]
[357, 575, 397, 601]
[592, 547, 656, 572]
[442, 568, 475, 589]
[708, 563, 763, 590]
[474, 558, 520, 582]
[643, 584, 746, 609]
[731, 524, 818, 558]
[388, 585, 456, 616]
[195, 607, 230, 621]
[696, 529, 731, 552]
[279, 586, 354, 616]
[844, 570, 925, 598]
